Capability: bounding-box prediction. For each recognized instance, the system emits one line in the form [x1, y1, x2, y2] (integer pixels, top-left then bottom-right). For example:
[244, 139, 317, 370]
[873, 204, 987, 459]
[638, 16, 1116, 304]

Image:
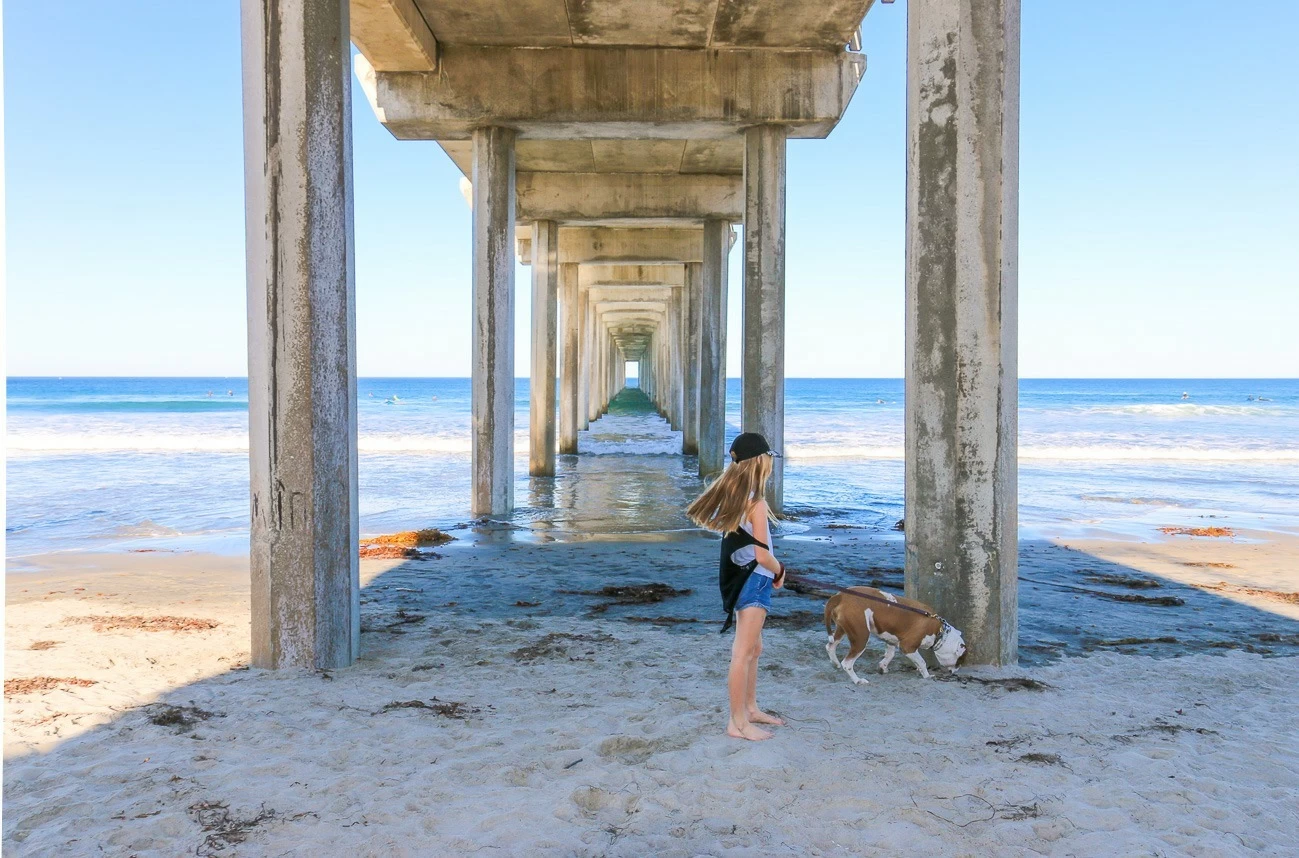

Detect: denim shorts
[735, 571, 773, 613]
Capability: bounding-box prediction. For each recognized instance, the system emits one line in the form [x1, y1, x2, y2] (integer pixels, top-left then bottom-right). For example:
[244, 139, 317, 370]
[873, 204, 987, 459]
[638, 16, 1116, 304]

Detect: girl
[687, 432, 786, 741]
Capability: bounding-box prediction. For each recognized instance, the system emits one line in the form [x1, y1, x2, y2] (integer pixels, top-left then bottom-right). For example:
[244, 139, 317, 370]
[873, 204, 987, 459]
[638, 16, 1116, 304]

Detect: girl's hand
[773, 562, 786, 589]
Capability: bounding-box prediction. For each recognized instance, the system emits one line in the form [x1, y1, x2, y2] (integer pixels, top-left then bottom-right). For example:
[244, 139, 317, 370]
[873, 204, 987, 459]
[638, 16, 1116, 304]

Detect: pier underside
[240, 0, 1020, 667]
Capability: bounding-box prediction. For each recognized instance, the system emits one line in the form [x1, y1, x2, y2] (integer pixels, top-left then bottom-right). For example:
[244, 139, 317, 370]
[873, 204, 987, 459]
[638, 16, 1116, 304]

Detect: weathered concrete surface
[904, 0, 1020, 667]
[241, 0, 359, 670]
[349, 0, 437, 71]
[558, 263, 580, 454]
[471, 126, 517, 516]
[402, 0, 873, 49]
[579, 289, 592, 429]
[442, 138, 744, 180]
[667, 289, 683, 430]
[697, 219, 729, 476]
[741, 125, 787, 510]
[529, 220, 558, 477]
[683, 262, 701, 455]
[517, 173, 741, 222]
[356, 47, 865, 140]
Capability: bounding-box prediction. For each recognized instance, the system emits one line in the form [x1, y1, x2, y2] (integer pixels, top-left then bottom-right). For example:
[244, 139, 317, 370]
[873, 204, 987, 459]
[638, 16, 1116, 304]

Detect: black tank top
[718, 526, 768, 633]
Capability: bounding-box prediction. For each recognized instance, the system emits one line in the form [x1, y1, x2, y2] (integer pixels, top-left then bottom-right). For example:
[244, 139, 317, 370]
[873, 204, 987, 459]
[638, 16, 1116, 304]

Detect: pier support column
[698, 219, 729, 477]
[668, 289, 682, 431]
[529, 220, 558, 476]
[683, 263, 701, 455]
[579, 289, 591, 431]
[558, 263, 580, 454]
[471, 125, 517, 516]
[742, 125, 786, 510]
[904, 0, 1020, 666]
[241, 0, 359, 669]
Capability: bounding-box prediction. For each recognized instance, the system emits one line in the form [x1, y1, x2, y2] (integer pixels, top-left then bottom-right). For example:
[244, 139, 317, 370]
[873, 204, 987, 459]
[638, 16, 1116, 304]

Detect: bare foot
[747, 708, 785, 726]
[726, 719, 773, 741]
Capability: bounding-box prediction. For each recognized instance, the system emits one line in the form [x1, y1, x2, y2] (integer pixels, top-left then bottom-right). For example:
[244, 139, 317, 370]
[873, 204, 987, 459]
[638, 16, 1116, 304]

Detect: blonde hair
[687, 454, 775, 534]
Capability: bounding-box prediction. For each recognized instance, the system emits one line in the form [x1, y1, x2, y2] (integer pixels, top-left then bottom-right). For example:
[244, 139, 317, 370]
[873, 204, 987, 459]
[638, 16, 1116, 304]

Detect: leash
[781, 570, 940, 620]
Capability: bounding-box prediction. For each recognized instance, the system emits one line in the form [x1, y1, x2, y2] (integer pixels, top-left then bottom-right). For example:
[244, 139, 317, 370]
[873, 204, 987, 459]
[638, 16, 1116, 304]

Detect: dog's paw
[851, 676, 870, 686]
[877, 663, 889, 674]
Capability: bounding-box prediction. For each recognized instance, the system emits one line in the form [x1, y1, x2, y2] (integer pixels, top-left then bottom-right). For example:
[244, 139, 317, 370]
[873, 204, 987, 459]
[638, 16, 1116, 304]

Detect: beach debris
[378, 698, 485, 719]
[5, 677, 97, 695]
[359, 544, 440, 560]
[146, 703, 220, 733]
[28, 640, 59, 651]
[560, 583, 691, 613]
[1016, 753, 1064, 766]
[763, 610, 821, 629]
[825, 523, 864, 530]
[360, 609, 426, 633]
[1159, 526, 1235, 538]
[188, 801, 279, 857]
[358, 531, 445, 558]
[1183, 561, 1236, 569]
[1113, 720, 1219, 744]
[622, 615, 697, 625]
[1018, 576, 1184, 606]
[893, 519, 906, 531]
[1194, 581, 1299, 606]
[512, 631, 614, 662]
[65, 615, 220, 633]
[942, 676, 1050, 692]
[563, 758, 583, 769]
[1083, 573, 1162, 590]
[1088, 636, 1180, 648]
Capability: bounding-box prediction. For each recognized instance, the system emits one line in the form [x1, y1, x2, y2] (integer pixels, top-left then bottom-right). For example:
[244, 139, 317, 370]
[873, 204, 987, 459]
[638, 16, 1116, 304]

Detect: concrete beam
[581, 264, 685, 289]
[356, 46, 865, 140]
[241, 0, 359, 670]
[518, 173, 741, 222]
[904, 0, 1020, 667]
[349, 0, 437, 72]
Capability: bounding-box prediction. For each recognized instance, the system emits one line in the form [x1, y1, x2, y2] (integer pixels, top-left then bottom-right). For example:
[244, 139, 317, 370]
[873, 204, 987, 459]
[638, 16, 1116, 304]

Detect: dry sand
[5, 531, 1299, 856]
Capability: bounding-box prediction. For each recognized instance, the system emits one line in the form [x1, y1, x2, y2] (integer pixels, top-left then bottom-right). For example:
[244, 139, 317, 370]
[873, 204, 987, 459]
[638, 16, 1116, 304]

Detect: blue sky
[4, 1, 1297, 378]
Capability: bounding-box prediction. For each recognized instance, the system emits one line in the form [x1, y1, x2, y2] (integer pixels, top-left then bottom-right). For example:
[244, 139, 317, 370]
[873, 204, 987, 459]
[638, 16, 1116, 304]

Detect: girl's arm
[748, 500, 784, 581]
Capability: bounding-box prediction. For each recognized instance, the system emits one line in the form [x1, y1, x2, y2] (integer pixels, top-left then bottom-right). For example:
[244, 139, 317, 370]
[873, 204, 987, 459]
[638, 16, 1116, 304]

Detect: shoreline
[6, 530, 1299, 854]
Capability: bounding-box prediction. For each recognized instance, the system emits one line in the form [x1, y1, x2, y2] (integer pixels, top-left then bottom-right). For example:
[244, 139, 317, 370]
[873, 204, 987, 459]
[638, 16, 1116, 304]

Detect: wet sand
[5, 527, 1299, 856]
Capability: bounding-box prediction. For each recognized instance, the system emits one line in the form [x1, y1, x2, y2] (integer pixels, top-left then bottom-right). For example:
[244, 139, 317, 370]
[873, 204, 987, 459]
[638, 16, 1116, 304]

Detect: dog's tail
[823, 594, 840, 637]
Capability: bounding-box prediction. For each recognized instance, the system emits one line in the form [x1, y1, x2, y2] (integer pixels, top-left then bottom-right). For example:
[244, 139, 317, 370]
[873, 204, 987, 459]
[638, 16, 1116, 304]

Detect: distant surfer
[1181, 392, 1190, 399]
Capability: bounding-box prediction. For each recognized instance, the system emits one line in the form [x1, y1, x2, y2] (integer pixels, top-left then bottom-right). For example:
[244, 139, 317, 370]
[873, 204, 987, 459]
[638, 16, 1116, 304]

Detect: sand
[5, 531, 1299, 856]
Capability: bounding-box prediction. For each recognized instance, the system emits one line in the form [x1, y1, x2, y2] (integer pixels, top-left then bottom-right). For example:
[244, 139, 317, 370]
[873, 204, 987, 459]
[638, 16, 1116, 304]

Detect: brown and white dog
[823, 587, 966, 685]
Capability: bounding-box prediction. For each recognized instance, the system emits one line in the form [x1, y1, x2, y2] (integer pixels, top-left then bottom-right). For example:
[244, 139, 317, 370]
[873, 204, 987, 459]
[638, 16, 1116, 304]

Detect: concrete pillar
[558, 263, 580, 454]
[904, 0, 1020, 667]
[698, 219, 729, 477]
[683, 264, 700, 455]
[668, 290, 682, 431]
[742, 125, 787, 511]
[471, 125, 516, 516]
[240, 0, 359, 670]
[579, 289, 591, 431]
[587, 304, 602, 423]
[529, 220, 558, 476]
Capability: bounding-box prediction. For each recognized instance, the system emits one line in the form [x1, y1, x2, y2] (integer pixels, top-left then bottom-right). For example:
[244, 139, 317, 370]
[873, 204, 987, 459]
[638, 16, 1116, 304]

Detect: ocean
[6, 377, 1299, 559]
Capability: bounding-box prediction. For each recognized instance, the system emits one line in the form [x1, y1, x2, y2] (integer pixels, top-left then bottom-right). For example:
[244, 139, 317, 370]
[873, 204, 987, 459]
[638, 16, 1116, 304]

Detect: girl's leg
[727, 607, 772, 741]
[745, 626, 784, 726]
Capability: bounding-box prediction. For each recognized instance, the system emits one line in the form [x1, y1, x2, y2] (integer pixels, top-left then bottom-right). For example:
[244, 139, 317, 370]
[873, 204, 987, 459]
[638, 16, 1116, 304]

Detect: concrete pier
[558, 263, 580, 454]
[741, 125, 787, 509]
[529, 219, 558, 476]
[698, 219, 729, 477]
[240, 0, 359, 670]
[904, 0, 1021, 666]
[470, 125, 516, 516]
[682, 263, 700, 455]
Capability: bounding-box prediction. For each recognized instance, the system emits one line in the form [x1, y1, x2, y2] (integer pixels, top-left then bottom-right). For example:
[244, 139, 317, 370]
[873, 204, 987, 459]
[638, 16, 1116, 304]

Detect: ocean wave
[1072, 404, 1288, 417]
[9, 433, 1298, 463]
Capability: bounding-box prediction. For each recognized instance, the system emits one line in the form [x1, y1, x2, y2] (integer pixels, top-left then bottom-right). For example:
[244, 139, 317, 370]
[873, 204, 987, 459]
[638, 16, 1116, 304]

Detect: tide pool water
[7, 377, 1299, 558]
